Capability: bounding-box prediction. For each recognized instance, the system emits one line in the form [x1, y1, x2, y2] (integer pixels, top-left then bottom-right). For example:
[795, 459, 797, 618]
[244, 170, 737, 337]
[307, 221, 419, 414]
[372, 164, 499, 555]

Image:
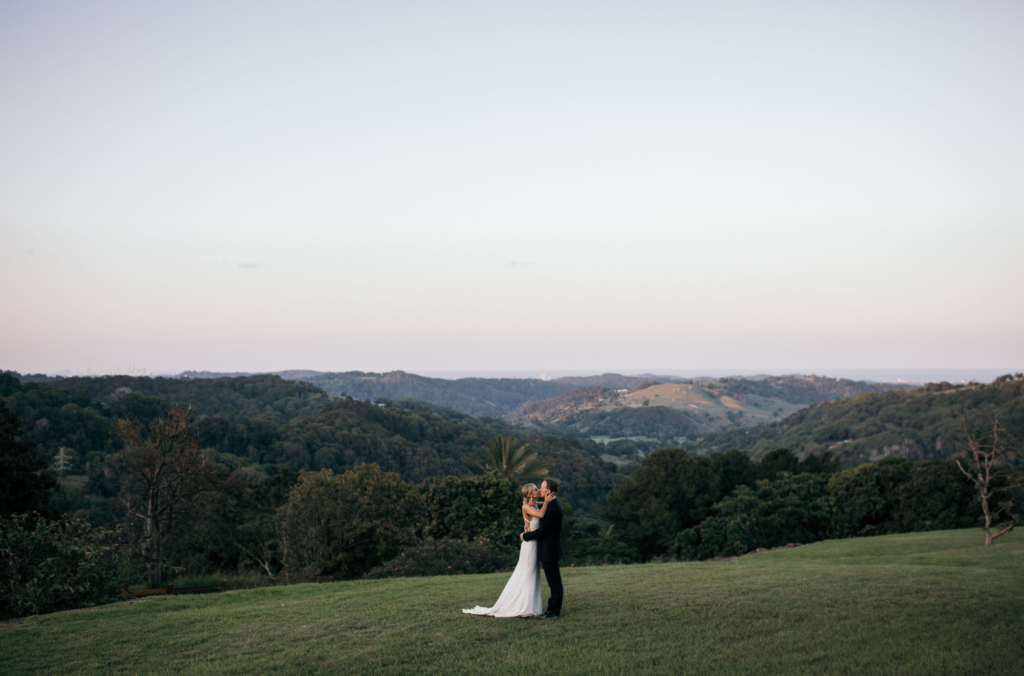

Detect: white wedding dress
[462, 516, 543, 617]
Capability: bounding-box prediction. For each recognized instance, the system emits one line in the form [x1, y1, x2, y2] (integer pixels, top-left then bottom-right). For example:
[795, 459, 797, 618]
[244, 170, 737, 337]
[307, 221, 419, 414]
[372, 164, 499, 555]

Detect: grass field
[2, 529, 1022, 675]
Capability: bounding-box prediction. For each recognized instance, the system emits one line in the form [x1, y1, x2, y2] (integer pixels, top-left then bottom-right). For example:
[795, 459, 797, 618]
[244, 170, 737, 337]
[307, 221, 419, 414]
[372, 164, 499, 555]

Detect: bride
[462, 483, 554, 617]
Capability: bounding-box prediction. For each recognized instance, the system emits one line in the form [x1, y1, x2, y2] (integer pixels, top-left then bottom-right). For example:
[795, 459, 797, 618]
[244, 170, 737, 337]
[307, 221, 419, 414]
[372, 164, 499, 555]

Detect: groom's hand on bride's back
[520, 532, 525, 541]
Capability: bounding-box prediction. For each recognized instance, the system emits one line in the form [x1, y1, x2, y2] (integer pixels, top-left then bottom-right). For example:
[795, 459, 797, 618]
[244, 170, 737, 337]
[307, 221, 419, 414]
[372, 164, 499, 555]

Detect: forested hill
[505, 375, 916, 442]
[688, 376, 1024, 466]
[1, 372, 628, 517]
[32, 374, 328, 419]
[553, 373, 685, 389]
[712, 374, 914, 405]
[173, 370, 911, 419]
[289, 371, 578, 416]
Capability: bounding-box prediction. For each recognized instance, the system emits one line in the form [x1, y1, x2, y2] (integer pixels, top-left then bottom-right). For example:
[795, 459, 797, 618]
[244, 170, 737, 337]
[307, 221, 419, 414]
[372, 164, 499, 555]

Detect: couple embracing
[463, 478, 564, 619]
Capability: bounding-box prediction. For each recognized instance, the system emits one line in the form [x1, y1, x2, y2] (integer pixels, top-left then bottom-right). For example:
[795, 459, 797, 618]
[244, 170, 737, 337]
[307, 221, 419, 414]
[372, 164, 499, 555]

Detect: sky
[2, 1, 1022, 378]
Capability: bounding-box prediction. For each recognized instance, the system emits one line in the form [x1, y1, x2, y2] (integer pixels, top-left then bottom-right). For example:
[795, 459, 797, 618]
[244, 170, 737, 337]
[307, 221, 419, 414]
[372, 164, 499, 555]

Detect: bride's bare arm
[522, 496, 554, 519]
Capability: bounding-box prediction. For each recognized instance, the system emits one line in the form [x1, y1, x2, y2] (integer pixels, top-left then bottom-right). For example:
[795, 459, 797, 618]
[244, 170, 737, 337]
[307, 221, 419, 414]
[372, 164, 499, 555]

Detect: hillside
[177, 371, 693, 417]
[293, 370, 578, 416]
[553, 373, 685, 388]
[1, 373, 628, 518]
[33, 374, 328, 420]
[2, 529, 1020, 676]
[688, 376, 1024, 465]
[507, 375, 914, 443]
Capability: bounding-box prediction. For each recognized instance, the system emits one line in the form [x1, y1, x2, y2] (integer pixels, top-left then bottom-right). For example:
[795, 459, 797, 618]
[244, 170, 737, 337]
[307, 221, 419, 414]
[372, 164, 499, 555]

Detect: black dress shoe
[539, 612, 561, 619]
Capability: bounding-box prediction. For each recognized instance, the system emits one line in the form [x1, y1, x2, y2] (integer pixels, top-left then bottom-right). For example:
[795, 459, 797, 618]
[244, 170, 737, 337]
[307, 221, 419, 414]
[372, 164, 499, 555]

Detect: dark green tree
[603, 448, 744, 559]
[114, 409, 221, 587]
[0, 403, 58, 518]
[417, 473, 522, 551]
[274, 464, 421, 579]
[674, 472, 831, 560]
[824, 457, 913, 538]
[889, 460, 979, 532]
[752, 448, 840, 483]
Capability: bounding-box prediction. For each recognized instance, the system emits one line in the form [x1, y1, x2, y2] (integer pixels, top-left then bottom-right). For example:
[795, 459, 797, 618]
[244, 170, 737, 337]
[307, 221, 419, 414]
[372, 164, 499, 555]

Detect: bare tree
[956, 412, 1022, 545]
[115, 409, 220, 587]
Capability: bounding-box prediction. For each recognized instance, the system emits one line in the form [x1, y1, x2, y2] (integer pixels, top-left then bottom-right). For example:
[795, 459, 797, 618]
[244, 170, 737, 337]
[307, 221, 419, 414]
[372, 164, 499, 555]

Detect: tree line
[603, 435, 1020, 562]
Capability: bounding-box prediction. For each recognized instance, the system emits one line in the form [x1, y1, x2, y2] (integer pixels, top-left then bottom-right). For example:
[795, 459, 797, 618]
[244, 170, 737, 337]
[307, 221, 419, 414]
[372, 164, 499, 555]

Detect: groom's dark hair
[544, 478, 560, 494]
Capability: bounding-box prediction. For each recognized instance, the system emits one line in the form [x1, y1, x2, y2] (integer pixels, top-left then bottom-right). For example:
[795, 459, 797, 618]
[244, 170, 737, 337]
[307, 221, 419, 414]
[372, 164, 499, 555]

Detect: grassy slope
[3, 529, 1022, 676]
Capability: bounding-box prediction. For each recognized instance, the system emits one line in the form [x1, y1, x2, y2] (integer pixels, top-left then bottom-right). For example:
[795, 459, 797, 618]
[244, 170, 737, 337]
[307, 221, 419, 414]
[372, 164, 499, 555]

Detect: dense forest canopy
[0, 372, 629, 519]
[30, 374, 329, 419]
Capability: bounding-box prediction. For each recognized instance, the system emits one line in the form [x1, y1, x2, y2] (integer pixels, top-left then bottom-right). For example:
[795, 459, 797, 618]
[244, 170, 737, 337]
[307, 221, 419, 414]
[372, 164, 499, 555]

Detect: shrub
[823, 458, 982, 538]
[564, 536, 640, 565]
[416, 474, 521, 553]
[673, 473, 830, 560]
[275, 464, 421, 579]
[367, 538, 517, 578]
[824, 458, 912, 538]
[0, 514, 143, 620]
[603, 448, 751, 560]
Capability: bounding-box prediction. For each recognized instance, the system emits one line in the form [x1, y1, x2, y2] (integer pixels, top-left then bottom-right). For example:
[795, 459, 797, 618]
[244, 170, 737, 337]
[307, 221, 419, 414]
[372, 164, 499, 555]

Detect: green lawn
[2, 529, 1022, 675]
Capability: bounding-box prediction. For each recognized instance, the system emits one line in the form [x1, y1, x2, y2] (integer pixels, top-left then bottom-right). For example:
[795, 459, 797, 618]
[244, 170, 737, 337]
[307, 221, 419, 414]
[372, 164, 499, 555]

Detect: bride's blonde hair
[521, 483, 537, 503]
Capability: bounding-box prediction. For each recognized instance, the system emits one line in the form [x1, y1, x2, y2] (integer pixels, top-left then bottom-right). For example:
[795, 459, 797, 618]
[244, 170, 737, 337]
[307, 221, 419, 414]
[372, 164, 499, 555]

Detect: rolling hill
[506, 375, 915, 443]
[687, 375, 1024, 466]
[174, 371, 693, 417]
[3, 372, 629, 518]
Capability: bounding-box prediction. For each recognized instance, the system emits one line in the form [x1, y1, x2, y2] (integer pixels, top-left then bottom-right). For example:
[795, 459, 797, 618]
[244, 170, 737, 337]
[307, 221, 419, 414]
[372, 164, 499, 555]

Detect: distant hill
[506, 375, 916, 442]
[292, 371, 578, 416]
[554, 373, 685, 389]
[163, 370, 914, 424]
[176, 371, 686, 416]
[34, 374, 328, 420]
[177, 369, 326, 380]
[687, 376, 1024, 466]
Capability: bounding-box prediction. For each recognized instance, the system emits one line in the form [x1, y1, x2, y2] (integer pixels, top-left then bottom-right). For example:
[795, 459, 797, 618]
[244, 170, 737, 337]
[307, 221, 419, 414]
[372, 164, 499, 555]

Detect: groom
[521, 478, 563, 618]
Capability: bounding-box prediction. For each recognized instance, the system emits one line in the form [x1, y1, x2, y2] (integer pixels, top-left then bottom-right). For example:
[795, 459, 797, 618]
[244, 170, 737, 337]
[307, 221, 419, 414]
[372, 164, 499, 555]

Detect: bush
[416, 474, 522, 553]
[0, 514, 143, 620]
[564, 536, 640, 565]
[275, 464, 421, 579]
[367, 539, 517, 578]
[889, 459, 981, 532]
[673, 473, 830, 560]
[823, 458, 983, 538]
[824, 458, 912, 538]
[603, 448, 751, 560]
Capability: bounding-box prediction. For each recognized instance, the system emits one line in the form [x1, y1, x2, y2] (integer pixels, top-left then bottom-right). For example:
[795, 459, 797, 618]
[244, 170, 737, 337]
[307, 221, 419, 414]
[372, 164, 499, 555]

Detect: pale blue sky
[2, 1, 1022, 376]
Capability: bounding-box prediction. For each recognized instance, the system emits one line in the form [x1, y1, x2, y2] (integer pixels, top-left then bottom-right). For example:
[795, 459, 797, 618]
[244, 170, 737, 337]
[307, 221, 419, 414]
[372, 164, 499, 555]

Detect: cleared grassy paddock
[2, 529, 1022, 675]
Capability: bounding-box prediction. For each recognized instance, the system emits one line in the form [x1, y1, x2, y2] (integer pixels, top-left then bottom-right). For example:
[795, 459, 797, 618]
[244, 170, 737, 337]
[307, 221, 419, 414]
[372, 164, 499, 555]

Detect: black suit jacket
[523, 498, 563, 562]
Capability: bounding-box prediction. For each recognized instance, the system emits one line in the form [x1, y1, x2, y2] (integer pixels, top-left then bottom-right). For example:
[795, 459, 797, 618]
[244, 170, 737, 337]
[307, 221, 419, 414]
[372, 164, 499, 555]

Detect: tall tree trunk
[982, 493, 993, 546]
[147, 498, 163, 588]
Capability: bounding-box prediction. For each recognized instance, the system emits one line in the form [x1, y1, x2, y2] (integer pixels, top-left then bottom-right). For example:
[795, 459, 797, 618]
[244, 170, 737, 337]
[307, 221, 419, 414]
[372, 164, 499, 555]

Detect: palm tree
[462, 436, 552, 483]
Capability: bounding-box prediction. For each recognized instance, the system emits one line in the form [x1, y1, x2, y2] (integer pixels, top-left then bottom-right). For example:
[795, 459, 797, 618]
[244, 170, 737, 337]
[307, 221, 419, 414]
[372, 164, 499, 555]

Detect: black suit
[523, 498, 563, 615]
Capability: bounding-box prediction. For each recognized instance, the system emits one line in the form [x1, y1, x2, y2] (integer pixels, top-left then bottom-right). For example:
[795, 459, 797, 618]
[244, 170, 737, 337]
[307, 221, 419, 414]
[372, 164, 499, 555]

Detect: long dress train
[462, 516, 542, 617]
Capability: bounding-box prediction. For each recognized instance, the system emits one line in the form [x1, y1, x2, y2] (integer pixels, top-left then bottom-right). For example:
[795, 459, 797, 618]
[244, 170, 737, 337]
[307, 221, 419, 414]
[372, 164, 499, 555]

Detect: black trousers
[541, 560, 563, 615]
